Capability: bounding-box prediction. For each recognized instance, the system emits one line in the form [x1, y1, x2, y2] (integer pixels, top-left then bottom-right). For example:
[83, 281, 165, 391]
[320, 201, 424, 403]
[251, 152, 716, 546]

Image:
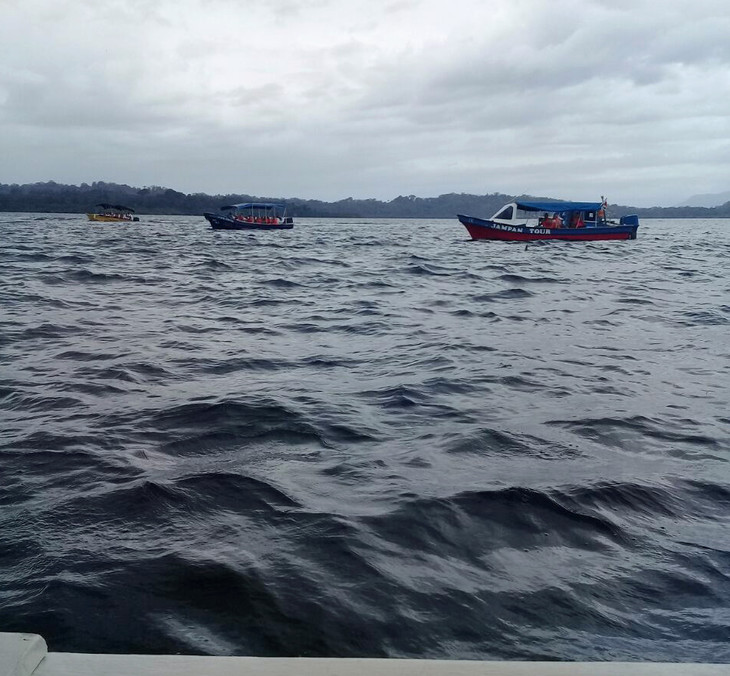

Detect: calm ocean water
[1, 213, 728, 661]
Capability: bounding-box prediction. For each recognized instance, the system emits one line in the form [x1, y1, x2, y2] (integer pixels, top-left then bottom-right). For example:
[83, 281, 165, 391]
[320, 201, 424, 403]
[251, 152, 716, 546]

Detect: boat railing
[2, 632, 724, 676]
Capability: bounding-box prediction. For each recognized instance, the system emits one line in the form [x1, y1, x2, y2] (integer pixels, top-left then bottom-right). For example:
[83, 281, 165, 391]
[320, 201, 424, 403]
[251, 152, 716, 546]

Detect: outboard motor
[620, 214, 639, 226]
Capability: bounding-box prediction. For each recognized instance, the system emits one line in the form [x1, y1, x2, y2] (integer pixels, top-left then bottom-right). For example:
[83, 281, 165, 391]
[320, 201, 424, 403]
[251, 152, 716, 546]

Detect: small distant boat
[204, 202, 294, 230]
[458, 198, 639, 241]
[87, 203, 139, 222]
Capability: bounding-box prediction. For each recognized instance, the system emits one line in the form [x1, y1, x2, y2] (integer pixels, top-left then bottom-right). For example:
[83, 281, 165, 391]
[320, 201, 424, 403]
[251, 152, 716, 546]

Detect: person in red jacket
[540, 213, 553, 228]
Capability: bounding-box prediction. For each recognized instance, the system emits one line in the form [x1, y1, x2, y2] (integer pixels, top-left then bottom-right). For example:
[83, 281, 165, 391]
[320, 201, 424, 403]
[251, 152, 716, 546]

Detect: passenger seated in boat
[570, 212, 585, 228]
[539, 213, 549, 227]
[542, 214, 561, 228]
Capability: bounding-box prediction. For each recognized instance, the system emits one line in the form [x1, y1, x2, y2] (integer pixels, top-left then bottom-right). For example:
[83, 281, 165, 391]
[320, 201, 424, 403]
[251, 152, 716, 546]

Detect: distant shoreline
[2, 181, 729, 219]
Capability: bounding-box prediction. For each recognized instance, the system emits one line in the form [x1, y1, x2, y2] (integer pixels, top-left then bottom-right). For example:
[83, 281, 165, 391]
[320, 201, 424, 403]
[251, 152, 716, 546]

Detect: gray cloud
[1, 0, 729, 206]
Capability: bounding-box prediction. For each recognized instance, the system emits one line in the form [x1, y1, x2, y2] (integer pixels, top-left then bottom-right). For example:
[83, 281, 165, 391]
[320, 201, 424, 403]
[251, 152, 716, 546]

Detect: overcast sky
[2, 0, 729, 206]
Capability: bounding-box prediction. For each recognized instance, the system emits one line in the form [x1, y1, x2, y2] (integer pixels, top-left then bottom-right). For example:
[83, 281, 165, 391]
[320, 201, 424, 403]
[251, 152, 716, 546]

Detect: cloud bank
[2, 0, 729, 206]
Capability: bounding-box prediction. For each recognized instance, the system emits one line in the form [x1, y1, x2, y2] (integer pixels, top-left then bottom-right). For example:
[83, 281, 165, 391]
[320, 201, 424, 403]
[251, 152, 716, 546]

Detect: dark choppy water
[1, 213, 729, 662]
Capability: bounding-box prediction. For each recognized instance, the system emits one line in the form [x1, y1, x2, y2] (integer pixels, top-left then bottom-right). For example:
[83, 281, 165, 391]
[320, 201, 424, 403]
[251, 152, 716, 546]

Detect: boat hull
[87, 213, 139, 222]
[458, 214, 638, 241]
[204, 213, 294, 230]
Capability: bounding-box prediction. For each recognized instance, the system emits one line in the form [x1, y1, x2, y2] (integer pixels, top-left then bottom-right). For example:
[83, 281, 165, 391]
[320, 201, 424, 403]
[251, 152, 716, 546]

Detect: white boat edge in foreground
[2, 633, 727, 676]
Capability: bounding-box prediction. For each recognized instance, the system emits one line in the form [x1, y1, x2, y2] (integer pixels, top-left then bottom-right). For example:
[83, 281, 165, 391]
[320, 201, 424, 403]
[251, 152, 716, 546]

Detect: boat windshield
[494, 205, 514, 220]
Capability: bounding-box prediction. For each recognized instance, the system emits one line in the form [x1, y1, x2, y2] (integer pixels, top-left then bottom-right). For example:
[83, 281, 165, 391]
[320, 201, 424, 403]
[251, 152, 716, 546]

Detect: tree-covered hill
[0, 181, 728, 218]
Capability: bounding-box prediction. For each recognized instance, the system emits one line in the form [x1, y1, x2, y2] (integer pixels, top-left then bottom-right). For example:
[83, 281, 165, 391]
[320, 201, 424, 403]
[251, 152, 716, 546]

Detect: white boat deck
[2, 633, 728, 676]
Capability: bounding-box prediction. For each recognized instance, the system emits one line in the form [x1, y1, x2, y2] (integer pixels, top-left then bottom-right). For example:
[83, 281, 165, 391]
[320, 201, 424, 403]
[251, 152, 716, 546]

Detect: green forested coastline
[1, 181, 728, 219]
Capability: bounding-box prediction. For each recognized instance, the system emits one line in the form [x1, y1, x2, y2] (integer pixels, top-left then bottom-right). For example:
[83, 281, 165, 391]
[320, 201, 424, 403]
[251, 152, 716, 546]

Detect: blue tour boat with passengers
[204, 202, 294, 230]
[458, 198, 639, 241]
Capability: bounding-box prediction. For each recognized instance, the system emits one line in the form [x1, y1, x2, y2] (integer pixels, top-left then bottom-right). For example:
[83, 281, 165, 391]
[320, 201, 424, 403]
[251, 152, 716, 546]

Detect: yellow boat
[86, 203, 139, 222]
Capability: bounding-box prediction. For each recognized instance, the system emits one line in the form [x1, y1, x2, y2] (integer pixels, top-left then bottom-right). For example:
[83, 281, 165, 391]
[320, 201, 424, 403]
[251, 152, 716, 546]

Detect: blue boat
[458, 198, 639, 241]
[204, 202, 294, 230]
